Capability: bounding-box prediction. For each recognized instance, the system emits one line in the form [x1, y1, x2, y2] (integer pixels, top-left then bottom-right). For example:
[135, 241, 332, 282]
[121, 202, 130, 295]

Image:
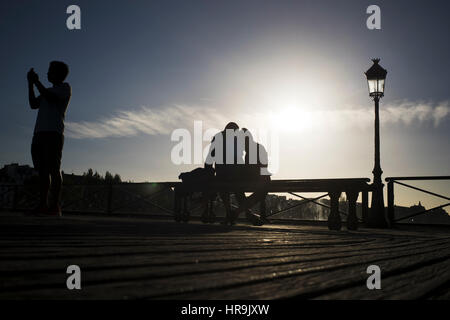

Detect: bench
[171, 178, 372, 230]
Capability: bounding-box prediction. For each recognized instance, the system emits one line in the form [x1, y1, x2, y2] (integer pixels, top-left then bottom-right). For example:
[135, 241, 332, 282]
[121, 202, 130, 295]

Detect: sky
[1, 0, 449, 208]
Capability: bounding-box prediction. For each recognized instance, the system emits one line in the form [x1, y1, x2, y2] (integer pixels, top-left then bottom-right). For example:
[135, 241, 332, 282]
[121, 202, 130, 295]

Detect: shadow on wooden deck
[0, 210, 449, 300]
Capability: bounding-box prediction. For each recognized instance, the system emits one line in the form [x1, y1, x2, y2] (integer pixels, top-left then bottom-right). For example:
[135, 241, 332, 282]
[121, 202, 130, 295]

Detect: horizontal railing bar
[0, 182, 180, 187]
[1, 178, 371, 188]
[386, 176, 450, 182]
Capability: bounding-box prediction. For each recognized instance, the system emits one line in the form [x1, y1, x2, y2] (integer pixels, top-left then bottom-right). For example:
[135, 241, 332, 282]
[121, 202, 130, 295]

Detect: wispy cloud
[65, 105, 227, 139]
[383, 100, 450, 127]
[65, 100, 450, 139]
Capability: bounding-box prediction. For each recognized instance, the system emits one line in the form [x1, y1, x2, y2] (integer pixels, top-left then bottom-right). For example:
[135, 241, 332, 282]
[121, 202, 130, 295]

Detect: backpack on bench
[178, 166, 215, 184]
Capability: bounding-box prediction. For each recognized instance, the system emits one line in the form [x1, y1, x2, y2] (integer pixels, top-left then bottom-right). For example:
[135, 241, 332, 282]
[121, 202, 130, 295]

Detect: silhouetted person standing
[27, 61, 71, 216]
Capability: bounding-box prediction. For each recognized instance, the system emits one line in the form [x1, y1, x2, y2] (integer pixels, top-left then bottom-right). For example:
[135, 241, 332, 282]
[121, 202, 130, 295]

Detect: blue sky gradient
[1, 0, 449, 207]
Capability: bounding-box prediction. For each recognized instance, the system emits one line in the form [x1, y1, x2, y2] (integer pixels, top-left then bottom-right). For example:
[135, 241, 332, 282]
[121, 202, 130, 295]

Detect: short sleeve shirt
[34, 82, 71, 134]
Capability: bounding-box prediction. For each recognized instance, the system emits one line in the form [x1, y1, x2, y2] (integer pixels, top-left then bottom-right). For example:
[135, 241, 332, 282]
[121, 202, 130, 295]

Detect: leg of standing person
[48, 132, 64, 216]
[31, 133, 50, 213]
[38, 171, 50, 209]
[49, 169, 62, 212]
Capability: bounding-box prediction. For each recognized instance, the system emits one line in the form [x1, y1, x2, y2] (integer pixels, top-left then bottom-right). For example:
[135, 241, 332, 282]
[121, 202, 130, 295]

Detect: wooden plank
[1, 240, 449, 299]
[315, 258, 450, 299]
[158, 246, 450, 300]
[1, 212, 449, 299]
[0, 237, 442, 286]
[0, 238, 424, 273]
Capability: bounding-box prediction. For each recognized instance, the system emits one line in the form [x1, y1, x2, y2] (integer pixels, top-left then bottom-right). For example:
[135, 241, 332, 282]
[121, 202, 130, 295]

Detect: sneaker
[246, 212, 264, 226]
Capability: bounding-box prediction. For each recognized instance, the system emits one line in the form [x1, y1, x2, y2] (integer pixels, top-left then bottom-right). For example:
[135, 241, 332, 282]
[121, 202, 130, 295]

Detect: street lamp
[365, 58, 388, 228]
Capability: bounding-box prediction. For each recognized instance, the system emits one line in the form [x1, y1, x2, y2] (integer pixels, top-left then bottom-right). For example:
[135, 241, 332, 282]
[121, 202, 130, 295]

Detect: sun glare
[256, 74, 332, 133]
[269, 106, 316, 132]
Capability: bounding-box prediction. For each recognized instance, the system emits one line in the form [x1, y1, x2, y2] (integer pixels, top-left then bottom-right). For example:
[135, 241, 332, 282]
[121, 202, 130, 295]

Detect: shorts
[31, 131, 64, 173]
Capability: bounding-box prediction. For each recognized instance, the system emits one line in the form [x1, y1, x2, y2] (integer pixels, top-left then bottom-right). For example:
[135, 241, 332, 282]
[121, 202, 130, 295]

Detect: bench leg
[362, 190, 368, 226]
[174, 188, 182, 222]
[182, 196, 190, 222]
[328, 191, 342, 231]
[346, 190, 358, 231]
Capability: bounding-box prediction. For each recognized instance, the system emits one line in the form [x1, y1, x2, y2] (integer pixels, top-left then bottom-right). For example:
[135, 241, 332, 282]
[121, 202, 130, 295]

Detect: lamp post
[365, 58, 388, 228]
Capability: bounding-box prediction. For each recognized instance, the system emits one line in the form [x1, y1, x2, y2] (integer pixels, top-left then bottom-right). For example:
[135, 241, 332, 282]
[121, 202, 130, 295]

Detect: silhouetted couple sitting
[193, 122, 271, 225]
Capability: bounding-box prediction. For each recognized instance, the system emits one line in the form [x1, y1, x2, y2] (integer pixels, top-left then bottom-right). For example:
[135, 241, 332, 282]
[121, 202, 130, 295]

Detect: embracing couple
[204, 122, 271, 225]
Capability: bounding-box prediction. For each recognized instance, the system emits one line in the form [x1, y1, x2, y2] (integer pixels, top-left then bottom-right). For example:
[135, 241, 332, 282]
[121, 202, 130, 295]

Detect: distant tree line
[62, 168, 122, 185]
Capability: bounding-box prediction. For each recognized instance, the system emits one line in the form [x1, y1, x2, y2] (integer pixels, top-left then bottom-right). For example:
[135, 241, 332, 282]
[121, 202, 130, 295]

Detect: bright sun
[270, 107, 315, 132]
[258, 77, 327, 133]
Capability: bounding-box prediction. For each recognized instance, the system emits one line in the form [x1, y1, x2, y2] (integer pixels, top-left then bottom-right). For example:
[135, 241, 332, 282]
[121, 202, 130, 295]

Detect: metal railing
[385, 176, 450, 224]
[3, 177, 449, 226]
[265, 191, 365, 223]
[0, 182, 177, 216]
[0, 181, 366, 223]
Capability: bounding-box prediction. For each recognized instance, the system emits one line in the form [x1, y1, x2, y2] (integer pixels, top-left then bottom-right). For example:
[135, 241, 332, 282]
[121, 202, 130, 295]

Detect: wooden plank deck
[0, 211, 449, 299]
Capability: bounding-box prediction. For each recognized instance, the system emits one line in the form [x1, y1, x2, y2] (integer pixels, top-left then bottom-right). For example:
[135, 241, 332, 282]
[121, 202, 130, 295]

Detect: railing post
[328, 190, 342, 231]
[387, 180, 395, 227]
[12, 185, 18, 211]
[362, 190, 368, 226]
[106, 183, 113, 214]
[346, 190, 358, 230]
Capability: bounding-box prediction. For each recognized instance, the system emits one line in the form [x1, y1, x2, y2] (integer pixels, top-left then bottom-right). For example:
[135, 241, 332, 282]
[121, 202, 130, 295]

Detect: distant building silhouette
[0, 163, 38, 184]
[395, 201, 450, 225]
